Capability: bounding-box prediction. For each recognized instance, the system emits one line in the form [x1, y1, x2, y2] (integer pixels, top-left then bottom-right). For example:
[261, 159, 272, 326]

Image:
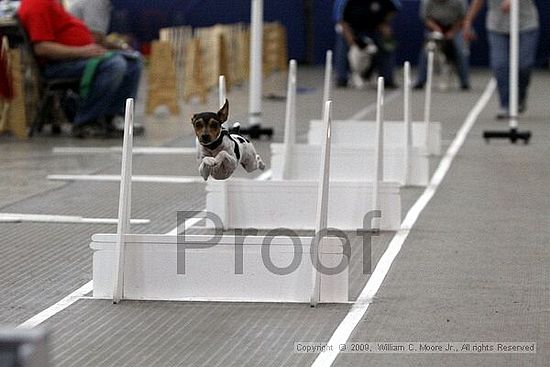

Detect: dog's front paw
[202, 157, 216, 166]
[199, 162, 211, 181]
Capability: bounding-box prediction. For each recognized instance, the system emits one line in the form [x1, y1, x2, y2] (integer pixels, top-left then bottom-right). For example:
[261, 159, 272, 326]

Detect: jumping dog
[192, 99, 266, 180]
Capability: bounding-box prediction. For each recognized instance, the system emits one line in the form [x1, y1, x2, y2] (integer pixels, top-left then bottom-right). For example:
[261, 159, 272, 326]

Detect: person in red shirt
[18, 0, 142, 137]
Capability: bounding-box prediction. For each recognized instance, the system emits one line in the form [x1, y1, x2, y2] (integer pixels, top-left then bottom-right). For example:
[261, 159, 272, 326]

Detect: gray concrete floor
[0, 66, 548, 366]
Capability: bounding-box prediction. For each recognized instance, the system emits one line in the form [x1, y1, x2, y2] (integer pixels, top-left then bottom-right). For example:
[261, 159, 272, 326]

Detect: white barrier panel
[206, 179, 401, 230]
[270, 143, 429, 186]
[308, 120, 441, 156]
[91, 233, 348, 303]
[91, 95, 349, 304]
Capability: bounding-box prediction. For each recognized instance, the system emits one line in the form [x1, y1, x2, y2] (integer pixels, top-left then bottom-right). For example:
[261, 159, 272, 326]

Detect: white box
[271, 143, 429, 186]
[91, 233, 349, 303]
[206, 179, 401, 231]
[308, 120, 442, 156]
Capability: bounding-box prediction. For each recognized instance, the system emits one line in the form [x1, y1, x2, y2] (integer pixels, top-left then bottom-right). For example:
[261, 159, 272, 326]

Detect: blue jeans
[334, 31, 349, 85]
[487, 29, 539, 109]
[334, 29, 396, 85]
[415, 31, 470, 88]
[43, 52, 143, 126]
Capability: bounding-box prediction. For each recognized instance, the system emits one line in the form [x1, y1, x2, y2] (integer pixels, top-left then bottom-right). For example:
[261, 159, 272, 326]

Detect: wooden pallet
[0, 38, 28, 140]
[146, 40, 179, 115]
[159, 26, 193, 102]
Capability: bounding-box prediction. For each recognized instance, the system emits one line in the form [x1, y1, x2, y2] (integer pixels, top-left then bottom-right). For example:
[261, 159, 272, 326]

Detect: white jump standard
[205, 61, 401, 230]
[91, 98, 348, 304]
[278, 60, 429, 186]
[308, 53, 442, 156]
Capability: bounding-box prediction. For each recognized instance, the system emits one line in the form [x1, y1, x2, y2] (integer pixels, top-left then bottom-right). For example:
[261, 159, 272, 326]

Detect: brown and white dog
[192, 99, 266, 180]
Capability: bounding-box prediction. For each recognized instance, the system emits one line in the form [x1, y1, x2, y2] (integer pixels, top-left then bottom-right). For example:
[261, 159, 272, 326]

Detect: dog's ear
[217, 99, 229, 123]
[191, 114, 197, 125]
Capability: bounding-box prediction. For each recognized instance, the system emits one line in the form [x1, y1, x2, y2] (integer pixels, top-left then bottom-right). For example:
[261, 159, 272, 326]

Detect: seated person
[414, 0, 470, 90]
[69, 0, 142, 132]
[18, 0, 142, 138]
[338, 0, 401, 89]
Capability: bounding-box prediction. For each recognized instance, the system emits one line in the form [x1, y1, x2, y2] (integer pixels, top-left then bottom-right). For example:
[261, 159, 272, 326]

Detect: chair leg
[28, 91, 52, 137]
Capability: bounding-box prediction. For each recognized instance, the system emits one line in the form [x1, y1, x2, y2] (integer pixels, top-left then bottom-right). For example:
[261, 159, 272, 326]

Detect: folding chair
[14, 15, 80, 137]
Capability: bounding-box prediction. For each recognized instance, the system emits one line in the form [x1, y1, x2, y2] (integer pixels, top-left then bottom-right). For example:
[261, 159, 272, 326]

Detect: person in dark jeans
[18, 0, 142, 137]
[463, 0, 539, 119]
[335, 0, 401, 88]
[414, 0, 471, 90]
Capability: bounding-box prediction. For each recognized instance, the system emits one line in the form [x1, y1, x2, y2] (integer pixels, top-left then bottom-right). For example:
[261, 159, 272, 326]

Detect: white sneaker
[111, 115, 145, 134]
[496, 108, 508, 120]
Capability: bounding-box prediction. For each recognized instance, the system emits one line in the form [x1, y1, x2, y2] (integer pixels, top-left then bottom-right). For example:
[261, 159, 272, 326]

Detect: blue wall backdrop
[111, 0, 549, 67]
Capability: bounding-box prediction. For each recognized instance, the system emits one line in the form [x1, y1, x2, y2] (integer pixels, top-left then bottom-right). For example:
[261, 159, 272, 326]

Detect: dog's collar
[199, 129, 241, 160]
[200, 129, 228, 150]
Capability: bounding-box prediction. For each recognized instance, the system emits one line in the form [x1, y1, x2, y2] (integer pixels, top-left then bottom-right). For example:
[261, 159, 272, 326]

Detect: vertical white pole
[310, 100, 332, 307]
[403, 62, 412, 185]
[219, 75, 226, 108]
[282, 60, 297, 180]
[509, 0, 519, 129]
[219, 74, 229, 229]
[424, 50, 434, 150]
[113, 98, 134, 304]
[322, 50, 333, 118]
[372, 77, 384, 232]
[248, 0, 263, 126]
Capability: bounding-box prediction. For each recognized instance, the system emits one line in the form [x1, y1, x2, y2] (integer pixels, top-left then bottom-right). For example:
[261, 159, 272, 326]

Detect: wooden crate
[146, 40, 179, 115]
[159, 26, 193, 102]
[0, 41, 28, 140]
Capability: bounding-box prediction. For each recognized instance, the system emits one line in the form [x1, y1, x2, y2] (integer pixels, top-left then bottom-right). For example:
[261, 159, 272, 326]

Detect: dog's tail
[228, 122, 241, 135]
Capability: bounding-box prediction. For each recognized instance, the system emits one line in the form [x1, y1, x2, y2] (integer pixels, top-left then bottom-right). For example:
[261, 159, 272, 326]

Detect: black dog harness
[202, 129, 244, 160]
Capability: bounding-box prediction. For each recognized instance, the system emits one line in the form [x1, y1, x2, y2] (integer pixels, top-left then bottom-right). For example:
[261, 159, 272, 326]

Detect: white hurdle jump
[91, 98, 348, 304]
[308, 54, 441, 156]
[206, 63, 401, 230]
[279, 60, 429, 186]
[307, 119, 441, 156]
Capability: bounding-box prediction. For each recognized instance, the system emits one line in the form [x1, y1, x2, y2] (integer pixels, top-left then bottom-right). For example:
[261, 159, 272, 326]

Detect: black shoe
[413, 83, 424, 90]
[460, 84, 471, 91]
[336, 79, 348, 88]
[71, 121, 106, 139]
[384, 82, 399, 90]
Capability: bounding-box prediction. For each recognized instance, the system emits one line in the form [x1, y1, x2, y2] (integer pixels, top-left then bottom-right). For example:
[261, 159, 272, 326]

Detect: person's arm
[444, 19, 464, 39]
[90, 32, 106, 46]
[340, 21, 357, 47]
[377, 10, 397, 38]
[425, 17, 443, 33]
[463, 0, 486, 40]
[33, 41, 107, 60]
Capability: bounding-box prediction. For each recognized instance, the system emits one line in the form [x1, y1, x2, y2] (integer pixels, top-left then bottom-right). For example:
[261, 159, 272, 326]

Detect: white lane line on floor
[53, 147, 197, 155]
[17, 282, 93, 329]
[17, 169, 274, 328]
[348, 90, 401, 120]
[47, 174, 206, 184]
[311, 79, 496, 367]
[17, 91, 385, 328]
[0, 213, 150, 225]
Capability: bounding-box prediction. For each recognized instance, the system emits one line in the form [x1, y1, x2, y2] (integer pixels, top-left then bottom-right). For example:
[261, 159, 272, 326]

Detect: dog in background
[192, 99, 266, 180]
[348, 36, 378, 89]
[425, 31, 456, 91]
